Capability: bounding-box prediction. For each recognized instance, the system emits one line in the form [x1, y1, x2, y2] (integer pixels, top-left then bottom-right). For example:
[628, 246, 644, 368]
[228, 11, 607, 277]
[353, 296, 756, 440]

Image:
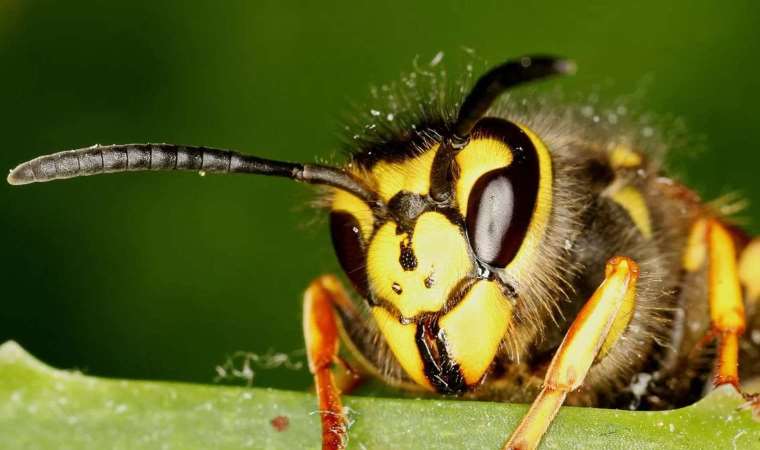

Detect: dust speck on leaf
[270, 415, 289, 432]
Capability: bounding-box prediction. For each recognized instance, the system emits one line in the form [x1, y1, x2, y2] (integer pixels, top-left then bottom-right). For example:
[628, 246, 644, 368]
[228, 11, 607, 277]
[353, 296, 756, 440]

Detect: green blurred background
[1, 1, 758, 391]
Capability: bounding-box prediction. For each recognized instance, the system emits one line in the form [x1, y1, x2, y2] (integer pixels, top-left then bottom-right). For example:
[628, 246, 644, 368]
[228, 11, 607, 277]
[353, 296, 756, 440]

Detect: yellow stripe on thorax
[610, 145, 643, 169]
[683, 218, 708, 271]
[609, 185, 653, 239]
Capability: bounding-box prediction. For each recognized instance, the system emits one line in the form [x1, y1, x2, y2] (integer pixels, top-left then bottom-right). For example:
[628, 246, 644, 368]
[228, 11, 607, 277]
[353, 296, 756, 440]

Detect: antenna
[7, 143, 376, 203]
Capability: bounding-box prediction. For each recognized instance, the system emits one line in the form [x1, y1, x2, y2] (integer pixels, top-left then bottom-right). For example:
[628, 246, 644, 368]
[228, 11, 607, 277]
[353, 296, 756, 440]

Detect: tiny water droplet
[429, 51, 444, 67]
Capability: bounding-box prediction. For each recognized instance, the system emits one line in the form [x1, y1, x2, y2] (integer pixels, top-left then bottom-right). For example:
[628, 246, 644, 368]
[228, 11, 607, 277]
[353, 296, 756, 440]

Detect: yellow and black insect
[8, 55, 760, 449]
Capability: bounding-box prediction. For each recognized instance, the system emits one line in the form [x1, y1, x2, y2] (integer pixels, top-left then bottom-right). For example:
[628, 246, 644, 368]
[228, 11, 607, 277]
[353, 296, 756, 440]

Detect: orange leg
[505, 257, 639, 450]
[738, 238, 760, 414]
[303, 275, 354, 450]
[739, 237, 760, 307]
[705, 219, 746, 387]
[739, 237, 760, 306]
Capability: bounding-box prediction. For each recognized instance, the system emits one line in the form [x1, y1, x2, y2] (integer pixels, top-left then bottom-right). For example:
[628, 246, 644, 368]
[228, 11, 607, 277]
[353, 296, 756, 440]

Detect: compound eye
[465, 166, 536, 268]
[329, 212, 369, 297]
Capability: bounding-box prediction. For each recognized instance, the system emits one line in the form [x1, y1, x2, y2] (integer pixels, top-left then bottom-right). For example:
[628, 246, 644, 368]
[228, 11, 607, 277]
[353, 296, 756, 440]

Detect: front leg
[505, 256, 640, 450]
[303, 275, 352, 450]
[303, 274, 423, 449]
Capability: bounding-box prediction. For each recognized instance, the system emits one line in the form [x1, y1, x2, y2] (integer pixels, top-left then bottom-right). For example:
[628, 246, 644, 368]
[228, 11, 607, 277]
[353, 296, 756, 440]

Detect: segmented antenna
[428, 55, 576, 202]
[7, 143, 375, 203]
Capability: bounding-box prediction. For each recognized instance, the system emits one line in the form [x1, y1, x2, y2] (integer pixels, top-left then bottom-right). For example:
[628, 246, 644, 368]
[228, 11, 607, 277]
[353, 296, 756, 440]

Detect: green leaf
[0, 341, 758, 449]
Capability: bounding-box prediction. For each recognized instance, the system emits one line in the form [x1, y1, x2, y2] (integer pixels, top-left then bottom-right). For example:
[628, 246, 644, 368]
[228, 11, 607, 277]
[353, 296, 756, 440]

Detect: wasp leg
[739, 238, 760, 305]
[738, 237, 760, 414]
[705, 219, 747, 387]
[504, 257, 639, 450]
[303, 275, 354, 450]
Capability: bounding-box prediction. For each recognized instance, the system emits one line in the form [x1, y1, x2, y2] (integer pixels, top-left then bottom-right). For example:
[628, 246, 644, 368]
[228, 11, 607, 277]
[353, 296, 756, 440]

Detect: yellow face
[330, 118, 553, 392]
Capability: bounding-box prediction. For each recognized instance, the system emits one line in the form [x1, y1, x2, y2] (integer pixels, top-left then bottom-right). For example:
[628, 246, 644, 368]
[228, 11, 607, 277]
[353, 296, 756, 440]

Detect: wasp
[8, 55, 760, 449]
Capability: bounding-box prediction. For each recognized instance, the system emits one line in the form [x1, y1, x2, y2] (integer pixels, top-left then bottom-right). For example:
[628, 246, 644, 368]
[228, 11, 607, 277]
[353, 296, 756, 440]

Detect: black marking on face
[391, 282, 403, 295]
[416, 315, 467, 394]
[442, 277, 479, 312]
[424, 272, 435, 289]
[399, 236, 418, 271]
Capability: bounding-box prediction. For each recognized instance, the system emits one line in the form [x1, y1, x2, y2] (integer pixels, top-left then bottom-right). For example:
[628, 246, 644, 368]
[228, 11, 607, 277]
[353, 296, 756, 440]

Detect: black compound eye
[466, 170, 516, 266]
[463, 118, 542, 268]
[465, 160, 540, 268]
[329, 212, 369, 297]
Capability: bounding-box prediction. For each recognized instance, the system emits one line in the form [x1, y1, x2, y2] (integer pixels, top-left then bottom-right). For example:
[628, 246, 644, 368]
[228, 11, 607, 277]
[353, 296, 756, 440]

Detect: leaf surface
[0, 341, 758, 449]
